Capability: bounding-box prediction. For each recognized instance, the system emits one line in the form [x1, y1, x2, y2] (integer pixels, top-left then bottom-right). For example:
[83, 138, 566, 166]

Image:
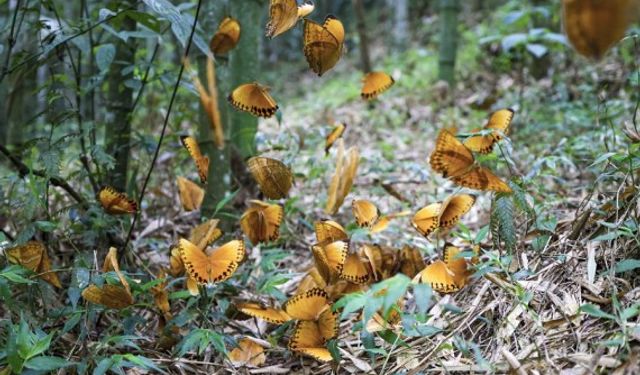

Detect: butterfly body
[240, 200, 284, 245]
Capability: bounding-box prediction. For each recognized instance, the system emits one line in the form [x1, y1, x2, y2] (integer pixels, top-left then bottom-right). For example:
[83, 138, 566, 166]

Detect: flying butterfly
[288, 309, 338, 362]
[247, 156, 293, 199]
[177, 177, 204, 212]
[361, 71, 395, 100]
[352, 199, 380, 228]
[178, 238, 245, 286]
[266, 0, 299, 38]
[412, 194, 476, 237]
[283, 287, 330, 321]
[303, 15, 345, 76]
[210, 17, 241, 55]
[240, 200, 284, 245]
[430, 129, 512, 193]
[237, 302, 292, 324]
[98, 186, 137, 215]
[325, 122, 346, 154]
[228, 83, 279, 118]
[562, 0, 637, 59]
[297, 1, 315, 17]
[464, 109, 514, 154]
[180, 135, 209, 183]
[314, 220, 348, 243]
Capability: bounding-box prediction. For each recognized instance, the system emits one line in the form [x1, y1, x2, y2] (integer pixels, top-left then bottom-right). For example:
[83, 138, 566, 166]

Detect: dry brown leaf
[229, 338, 266, 367]
[177, 176, 205, 211]
[82, 284, 134, 309]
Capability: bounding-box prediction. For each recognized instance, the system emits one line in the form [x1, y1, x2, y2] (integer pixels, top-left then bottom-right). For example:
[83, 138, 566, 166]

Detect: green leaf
[579, 304, 616, 320]
[34, 220, 57, 232]
[213, 189, 239, 216]
[24, 356, 74, 371]
[29, 333, 53, 359]
[96, 44, 115, 72]
[0, 266, 35, 285]
[413, 283, 432, 314]
[614, 259, 640, 274]
[123, 354, 166, 374]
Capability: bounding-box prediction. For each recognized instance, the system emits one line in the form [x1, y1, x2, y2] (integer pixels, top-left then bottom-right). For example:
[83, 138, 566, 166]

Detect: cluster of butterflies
[79, 0, 517, 365]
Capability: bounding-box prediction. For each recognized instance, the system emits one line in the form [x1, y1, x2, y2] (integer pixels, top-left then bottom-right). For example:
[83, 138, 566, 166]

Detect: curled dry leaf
[229, 337, 267, 367]
[325, 139, 360, 214]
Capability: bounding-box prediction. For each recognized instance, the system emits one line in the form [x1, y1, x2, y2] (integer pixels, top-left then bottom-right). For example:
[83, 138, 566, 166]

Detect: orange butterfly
[340, 253, 371, 284]
[314, 220, 348, 243]
[6, 241, 62, 288]
[370, 210, 411, 234]
[430, 129, 512, 193]
[358, 244, 397, 281]
[361, 71, 395, 100]
[180, 136, 210, 183]
[189, 219, 224, 250]
[228, 83, 278, 118]
[352, 199, 380, 228]
[325, 122, 346, 154]
[237, 302, 293, 324]
[464, 109, 514, 154]
[98, 186, 137, 214]
[210, 17, 241, 55]
[266, 0, 298, 38]
[289, 309, 338, 362]
[303, 15, 345, 76]
[247, 156, 293, 199]
[240, 200, 284, 245]
[178, 238, 245, 285]
[414, 244, 475, 293]
[177, 177, 204, 212]
[562, 0, 637, 59]
[311, 239, 348, 283]
[412, 194, 476, 237]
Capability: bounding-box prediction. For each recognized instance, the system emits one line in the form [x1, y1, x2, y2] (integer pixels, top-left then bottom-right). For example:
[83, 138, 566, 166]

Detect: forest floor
[131, 44, 640, 373]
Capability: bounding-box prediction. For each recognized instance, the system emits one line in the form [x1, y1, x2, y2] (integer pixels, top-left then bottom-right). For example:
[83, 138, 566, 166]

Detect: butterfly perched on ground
[352, 199, 380, 228]
[464, 109, 514, 154]
[228, 83, 279, 118]
[247, 156, 293, 199]
[412, 194, 476, 237]
[340, 253, 371, 284]
[358, 244, 397, 281]
[238, 287, 329, 324]
[414, 244, 475, 293]
[430, 129, 512, 193]
[314, 220, 348, 243]
[303, 15, 345, 76]
[288, 308, 338, 362]
[179, 238, 245, 285]
[325, 122, 346, 154]
[562, 0, 637, 59]
[265, 0, 314, 38]
[180, 136, 210, 183]
[98, 186, 137, 214]
[240, 200, 284, 245]
[210, 17, 241, 55]
[361, 71, 395, 100]
[177, 177, 204, 212]
[325, 139, 359, 214]
[311, 239, 349, 283]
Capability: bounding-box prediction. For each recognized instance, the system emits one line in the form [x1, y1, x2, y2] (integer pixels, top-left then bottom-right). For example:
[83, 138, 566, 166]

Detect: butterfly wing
[98, 186, 137, 214]
[289, 320, 333, 361]
[179, 238, 214, 285]
[314, 220, 348, 242]
[464, 109, 514, 154]
[189, 219, 223, 250]
[443, 244, 471, 289]
[207, 239, 246, 283]
[317, 308, 339, 341]
[399, 246, 425, 278]
[411, 202, 441, 237]
[263, 202, 284, 242]
[6, 241, 44, 272]
[297, 1, 315, 17]
[352, 199, 380, 227]
[340, 253, 371, 284]
[414, 261, 459, 293]
[438, 194, 475, 229]
[361, 71, 395, 100]
[283, 287, 329, 321]
[266, 0, 299, 38]
[228, 83, 279, 118]
[177, 177, 205, 211]
[303, 17, 342, 76]
[452, 165, 512, 193]
[210, 17, 241, 55]
[247, 156, 293, 199]
[430, 129, 475, 178]
[237, 302, 292, 324]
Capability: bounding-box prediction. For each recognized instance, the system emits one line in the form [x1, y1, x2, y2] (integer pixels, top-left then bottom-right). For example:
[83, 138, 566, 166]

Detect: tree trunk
[199, 0, 261, 227]
[353, 0, 372, 73]
[438, 0, 460, 86]
[389, 0, 409, 52]
[105, 0, 136, 192]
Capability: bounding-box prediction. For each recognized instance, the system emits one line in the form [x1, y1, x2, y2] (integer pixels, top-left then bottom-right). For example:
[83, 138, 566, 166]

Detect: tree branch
[0, 143, 89, 209]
